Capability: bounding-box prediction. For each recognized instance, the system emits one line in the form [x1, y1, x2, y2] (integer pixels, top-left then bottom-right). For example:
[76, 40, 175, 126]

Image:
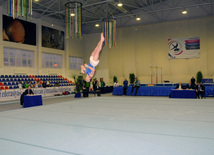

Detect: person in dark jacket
[196, 82, 205, 99]
[42, 80, 47, 88]
[186, 81, 195, 89]
[191, 77, 196, 87]
[123, 79, 128, 95]
[92, 78, 98, 96]
[20, 86, 34, 106]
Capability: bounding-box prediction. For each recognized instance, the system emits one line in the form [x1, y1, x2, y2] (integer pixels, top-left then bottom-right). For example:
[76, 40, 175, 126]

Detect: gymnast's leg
[91, 33, 105, 61]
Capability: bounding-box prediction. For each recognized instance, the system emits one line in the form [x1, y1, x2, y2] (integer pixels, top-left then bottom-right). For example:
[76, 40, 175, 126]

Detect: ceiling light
[70, 13, 75, 16]
[34, 0, 39, 2]
[182, 9, 187, 14]
[136, 17, 141, 21]
[51, 24, 54, 27]
[95, 24, 100, 27]
[117, 2, 123, 7]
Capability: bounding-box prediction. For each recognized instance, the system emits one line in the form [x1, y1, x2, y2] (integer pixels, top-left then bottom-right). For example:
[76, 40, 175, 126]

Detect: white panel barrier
[0, 86, 75, 102]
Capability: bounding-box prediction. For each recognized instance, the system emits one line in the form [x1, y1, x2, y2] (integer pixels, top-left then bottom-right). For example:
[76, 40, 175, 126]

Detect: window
[4, 47, 34, 67]
[42, 53, 62, 69]
[69, 56, 83, 70]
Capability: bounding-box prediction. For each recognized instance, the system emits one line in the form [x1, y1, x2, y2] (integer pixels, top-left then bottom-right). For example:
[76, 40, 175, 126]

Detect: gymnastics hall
[0, 0, 214, 155]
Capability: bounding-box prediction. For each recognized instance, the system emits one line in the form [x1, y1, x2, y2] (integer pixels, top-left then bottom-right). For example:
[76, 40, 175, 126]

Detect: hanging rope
[103, 18, 116, 48]
[7, 0, 32, 20]
[65, 1, 82, 39]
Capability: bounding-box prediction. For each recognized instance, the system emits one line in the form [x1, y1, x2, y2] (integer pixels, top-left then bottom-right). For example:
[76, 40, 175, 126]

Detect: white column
[0, 6, 3, 69]
[36, 19, 42, 75]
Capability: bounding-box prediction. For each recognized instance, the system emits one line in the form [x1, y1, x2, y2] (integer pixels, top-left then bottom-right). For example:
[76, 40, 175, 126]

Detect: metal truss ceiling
[0, 0, 214, 33]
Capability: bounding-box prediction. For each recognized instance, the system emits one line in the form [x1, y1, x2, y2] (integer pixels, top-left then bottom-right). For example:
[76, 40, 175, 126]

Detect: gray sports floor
[0, 95, 214, 155]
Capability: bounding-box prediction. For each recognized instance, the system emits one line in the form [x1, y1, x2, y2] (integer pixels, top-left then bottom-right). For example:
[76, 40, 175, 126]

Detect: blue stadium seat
[23, 75, 26, 78]
[4, 82, 8, 86]
[15, 75, 19, 78]
[2, 79, 5, 82]
[12, 82, 16, 85]
[26, 75, 29, 78]
[5, 75, 8, 78]
[9, 86, 13, 89]
[19, 75, 23, 78]
[14, 85, 18, 89]
[12, 75, 15, 78]
[8, 82, 12, 85]
[6, 79, 10, 82]
[9, 75, 12, 78]
[0, 75, 4, 78]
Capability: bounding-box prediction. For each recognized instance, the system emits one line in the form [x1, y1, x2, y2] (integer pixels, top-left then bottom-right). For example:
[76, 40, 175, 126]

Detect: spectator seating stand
[0, 75, 73, 90]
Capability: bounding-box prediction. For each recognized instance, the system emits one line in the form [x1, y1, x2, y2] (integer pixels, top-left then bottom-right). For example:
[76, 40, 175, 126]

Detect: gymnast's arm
[89, 69, 95, 78]
[87, 66, 95, 72]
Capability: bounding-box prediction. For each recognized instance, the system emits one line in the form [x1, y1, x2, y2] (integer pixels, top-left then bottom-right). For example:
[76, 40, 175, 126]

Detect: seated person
[23, 81, 29, 88]
[131, 77, 140, 96]
[196, 82, 205, 99]
[175, 82, 185, 90]
[34, 80, 41, 88]
[29, 81, 34, 88]
[46, 80, 51, 87]
[54, 81, 60, 87]
[17, 80, 23, 89]
[186, 81, 195, 90]
[42, 80, 47, 88]
[114, 80, 119, 87]
[20, 86, 34, 106]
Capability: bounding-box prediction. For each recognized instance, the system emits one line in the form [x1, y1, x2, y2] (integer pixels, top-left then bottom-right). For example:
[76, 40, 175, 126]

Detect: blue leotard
[85, 63, 95, 76]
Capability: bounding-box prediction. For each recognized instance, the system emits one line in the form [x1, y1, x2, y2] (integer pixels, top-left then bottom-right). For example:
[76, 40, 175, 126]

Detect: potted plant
[196, 71, 203, 83]
[129, 73, 135, 84]
[113, 76, 117, 83]
[73, 75, 83, 98]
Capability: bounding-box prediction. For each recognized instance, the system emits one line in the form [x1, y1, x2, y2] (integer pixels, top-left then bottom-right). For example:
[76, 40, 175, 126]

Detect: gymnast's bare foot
[101, 33, 105, 42]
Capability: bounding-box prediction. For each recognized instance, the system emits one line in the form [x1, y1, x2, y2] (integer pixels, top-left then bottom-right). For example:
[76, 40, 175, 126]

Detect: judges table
[171, 89, 196, 99]
[126, 86, 175, 96]
[113, 87, 124, 95]
[23, 95, 43, 108]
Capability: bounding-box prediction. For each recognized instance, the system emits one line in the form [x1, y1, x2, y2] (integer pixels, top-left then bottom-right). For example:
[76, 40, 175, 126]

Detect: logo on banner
[168, 37, 200, 59]
[169, 41, 183, 55]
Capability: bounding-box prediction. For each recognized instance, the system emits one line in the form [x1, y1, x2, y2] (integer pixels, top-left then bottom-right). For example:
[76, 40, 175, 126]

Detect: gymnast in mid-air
[81, 33, 105, 82]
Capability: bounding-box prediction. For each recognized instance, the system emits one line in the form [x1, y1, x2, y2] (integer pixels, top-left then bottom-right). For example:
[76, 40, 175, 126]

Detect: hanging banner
[168, 37, 200, 59]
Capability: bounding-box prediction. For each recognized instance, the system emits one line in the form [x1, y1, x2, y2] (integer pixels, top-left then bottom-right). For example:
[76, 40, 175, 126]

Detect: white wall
[81, 17, 214, 84]
[1, 4, 214, 85]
